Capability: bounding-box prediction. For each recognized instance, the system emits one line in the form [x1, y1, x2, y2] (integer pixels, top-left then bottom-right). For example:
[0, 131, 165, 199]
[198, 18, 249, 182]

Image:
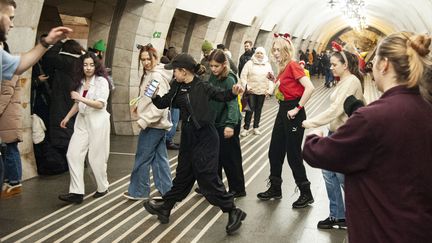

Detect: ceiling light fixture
[329, 0, 368, 30]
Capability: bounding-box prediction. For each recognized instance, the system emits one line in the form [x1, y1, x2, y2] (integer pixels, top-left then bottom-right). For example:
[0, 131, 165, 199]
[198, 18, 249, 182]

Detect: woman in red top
[257, 34, 315, 208]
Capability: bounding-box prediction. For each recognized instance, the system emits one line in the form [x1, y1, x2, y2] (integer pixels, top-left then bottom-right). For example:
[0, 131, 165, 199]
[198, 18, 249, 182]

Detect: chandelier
[329, 0, 368, 30]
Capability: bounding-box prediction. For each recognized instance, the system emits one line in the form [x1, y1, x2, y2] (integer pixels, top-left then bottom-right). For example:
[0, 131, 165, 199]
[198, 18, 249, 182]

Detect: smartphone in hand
[144, 79, 160, 97]
[267, 72, 275, 81]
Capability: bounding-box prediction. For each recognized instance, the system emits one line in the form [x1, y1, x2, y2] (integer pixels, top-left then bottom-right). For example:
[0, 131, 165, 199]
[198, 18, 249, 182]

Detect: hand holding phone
[144, 79, 160, 98]
[267, 72, 275, 81]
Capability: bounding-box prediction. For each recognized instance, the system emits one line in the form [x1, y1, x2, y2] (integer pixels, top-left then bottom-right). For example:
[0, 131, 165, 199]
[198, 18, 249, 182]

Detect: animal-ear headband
[331, 41, 343, 52]
[274, 33, 291, 39]
[331, 41, 348, 64]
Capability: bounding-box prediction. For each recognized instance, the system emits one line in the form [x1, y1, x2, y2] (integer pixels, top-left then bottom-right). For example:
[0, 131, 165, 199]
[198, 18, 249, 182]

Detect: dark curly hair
[74, 52, 109, 90]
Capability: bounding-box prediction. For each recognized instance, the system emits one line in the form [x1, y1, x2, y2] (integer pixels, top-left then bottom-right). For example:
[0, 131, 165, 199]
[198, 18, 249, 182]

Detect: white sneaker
[123, 192, 149, 201]
[240, 129, 250, 137]
[253, 128, 262, 135]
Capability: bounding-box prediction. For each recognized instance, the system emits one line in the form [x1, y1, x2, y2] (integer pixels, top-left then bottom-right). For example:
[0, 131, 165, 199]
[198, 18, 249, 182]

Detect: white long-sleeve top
[303, 74, 364, 132]
[240, 58, 274, 95]
[136, 64, 173, 131]
[78, 75, 110, 113]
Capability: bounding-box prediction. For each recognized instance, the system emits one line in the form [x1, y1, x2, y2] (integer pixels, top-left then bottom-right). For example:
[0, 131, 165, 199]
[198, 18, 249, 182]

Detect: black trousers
[244, 94, 266, 129]
[163, 122, 235, 212]
[216, 124, 245, 193]
[268, 100, 309, 185]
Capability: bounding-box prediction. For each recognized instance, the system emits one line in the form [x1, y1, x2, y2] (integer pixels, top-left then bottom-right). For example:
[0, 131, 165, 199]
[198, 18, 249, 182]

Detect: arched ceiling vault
[242, 0, 431, 43]
[177, 0, 432, 47]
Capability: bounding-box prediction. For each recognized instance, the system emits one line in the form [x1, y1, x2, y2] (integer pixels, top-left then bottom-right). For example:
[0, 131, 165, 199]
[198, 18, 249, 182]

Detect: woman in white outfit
[58, 52, 111, 204]
[240, 47, 274, 137]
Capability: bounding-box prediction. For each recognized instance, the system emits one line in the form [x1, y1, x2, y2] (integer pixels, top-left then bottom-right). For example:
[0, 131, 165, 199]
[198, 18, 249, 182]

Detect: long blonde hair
[271, 37, 296, 75]
[377, 32, 432, 103]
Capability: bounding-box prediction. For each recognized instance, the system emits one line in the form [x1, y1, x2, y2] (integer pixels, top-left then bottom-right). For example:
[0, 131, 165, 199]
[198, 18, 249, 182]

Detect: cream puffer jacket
[240, 57, 274, 95]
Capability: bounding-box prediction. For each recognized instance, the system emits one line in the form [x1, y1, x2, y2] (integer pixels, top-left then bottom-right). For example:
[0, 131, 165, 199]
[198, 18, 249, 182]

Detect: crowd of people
[1, 0, 432, 240]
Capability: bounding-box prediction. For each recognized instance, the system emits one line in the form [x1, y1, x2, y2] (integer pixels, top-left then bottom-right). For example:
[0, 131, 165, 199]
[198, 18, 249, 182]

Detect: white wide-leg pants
[67, 111, 110, 194]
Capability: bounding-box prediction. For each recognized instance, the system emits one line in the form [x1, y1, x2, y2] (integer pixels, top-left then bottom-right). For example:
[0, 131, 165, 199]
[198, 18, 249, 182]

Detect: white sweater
[240, 58, 274, 95]
[303, 74, 364, 132]
[136, 64, 173, 131]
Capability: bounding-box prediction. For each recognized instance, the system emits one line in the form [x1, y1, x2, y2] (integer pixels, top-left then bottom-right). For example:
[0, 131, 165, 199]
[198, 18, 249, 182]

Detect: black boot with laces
[257, 176, 283, 200]
[292, 181, 314, 208]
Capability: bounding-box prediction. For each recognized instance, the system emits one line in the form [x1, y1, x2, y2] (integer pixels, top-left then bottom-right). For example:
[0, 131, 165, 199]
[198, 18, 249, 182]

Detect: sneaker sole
[58, 197, 83, 204]
[317, 223, 347, 230]
[123, 193, 148, 201]
[1, 190, 22, 199]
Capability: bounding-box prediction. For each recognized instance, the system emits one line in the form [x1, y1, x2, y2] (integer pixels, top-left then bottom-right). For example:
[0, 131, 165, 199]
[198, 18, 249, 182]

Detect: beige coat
[0, 75, 23, 143]
[240, 58, 274, 95]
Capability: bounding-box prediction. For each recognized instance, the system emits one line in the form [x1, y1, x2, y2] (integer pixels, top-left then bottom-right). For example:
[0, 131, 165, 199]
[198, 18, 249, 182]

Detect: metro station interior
[1, 0, 431, 242]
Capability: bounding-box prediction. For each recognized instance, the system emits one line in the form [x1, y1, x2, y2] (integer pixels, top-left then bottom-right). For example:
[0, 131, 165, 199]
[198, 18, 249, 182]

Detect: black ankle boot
[292, 182, 314, 208]
[58, 193, 84, 204]
[226, 208, 247, 234]
[257, 176, 282, 200]
[143, 200, 174, 224]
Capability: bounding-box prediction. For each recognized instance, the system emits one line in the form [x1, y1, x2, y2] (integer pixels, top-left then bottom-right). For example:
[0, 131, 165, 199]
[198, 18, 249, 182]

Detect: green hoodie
[208, 71, 241, 128]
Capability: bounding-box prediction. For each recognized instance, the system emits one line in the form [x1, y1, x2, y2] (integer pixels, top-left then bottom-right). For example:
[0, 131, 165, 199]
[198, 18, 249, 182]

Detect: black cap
[164, 53, 197, 70]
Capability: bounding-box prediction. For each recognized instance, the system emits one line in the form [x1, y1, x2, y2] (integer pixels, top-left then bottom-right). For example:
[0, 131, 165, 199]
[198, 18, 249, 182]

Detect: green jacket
[208, 71, 241, 128]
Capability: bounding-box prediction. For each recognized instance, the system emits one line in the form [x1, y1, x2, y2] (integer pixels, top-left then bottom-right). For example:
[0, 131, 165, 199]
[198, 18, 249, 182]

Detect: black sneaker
[58, 193, 84, 204]
[93, 190, 109, 198]
[317, 217, 346, 229]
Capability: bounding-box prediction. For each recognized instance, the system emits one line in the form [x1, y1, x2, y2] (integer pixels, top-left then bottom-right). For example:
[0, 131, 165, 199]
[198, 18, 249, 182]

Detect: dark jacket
[238, 49, 254, 76]
[152, 76, 237, 129]
[228, 57, 238, 75]
[42, 42, 80, 148]
[303, 85, 432, 243]
[208, 72, 241, 129]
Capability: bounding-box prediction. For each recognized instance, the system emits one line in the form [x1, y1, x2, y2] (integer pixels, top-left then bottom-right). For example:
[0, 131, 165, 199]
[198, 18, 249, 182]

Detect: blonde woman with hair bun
[303, 32, 432, 243]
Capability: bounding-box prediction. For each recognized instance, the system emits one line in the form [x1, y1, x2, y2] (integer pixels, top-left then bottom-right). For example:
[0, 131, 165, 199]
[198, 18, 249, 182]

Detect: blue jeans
[128, 128, 172, 198]
[323, 131, 345, 219]
[166, 108, 180, 143]
[3, 142, 22, 184]
[322, 170, 345, 219]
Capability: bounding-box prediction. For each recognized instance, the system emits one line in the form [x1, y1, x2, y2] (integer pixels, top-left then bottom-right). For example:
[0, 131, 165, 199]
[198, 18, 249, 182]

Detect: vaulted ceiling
[179, 0, 432, 48]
